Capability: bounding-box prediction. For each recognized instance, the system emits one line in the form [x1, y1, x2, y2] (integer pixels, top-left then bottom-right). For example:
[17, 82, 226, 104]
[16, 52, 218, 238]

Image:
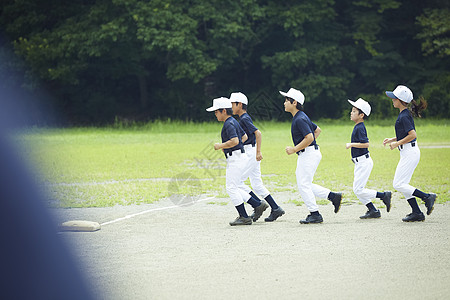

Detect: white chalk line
[420, 145, 450, 148]
[44, 177, 215, 187]
[100, 196, 216, 227]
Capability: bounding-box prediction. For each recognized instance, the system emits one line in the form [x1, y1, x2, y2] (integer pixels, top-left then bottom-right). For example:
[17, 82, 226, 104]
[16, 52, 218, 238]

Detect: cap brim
[279, 91, 288, 98]
[385, 91, 397, 99]
[347, 99, 356, 107]
[206, 106, 216, 112]
[230, 98, 246, 104]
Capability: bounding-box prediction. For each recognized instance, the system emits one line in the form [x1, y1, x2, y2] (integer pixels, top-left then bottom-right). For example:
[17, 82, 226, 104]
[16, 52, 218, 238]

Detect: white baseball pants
[226, 151, 251, 206]
[353, 156, 377, 205]
[296, 146, 330, 212]
[393, 143, 420, 199]
[238, 145, 270, 198]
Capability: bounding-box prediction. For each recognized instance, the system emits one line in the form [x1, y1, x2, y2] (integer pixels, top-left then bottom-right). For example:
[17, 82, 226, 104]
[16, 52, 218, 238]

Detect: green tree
[416, 4, 450, 117]
[1, 0, 268, 123]
[1, 0, 449, 124]
[416, 8, 450, 58]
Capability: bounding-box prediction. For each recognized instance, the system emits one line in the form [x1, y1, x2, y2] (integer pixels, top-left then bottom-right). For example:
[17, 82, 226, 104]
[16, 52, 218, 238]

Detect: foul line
[100, 196, 216, 227]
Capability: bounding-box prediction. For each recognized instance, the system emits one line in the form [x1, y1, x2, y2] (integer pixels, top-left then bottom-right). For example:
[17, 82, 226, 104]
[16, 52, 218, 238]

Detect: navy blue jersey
[291, 111, 317, 154]
[395, 109, 416, 142]
[238, 113, 258, 146]
[351, 122, 369, 158]
[222, 116, 245, 156]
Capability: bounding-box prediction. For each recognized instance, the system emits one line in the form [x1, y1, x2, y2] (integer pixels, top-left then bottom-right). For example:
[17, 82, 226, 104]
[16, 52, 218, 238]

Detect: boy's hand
[214, 143, 221, 150]
[285, 146, 296, 155]
[256, 152, 263, 161]
[346, 143, 352, 149]
[389, 142, 398, 150]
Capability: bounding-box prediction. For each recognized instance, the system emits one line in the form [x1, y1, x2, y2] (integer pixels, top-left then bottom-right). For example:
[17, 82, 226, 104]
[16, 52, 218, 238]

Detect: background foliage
[1, 0, 449, 125]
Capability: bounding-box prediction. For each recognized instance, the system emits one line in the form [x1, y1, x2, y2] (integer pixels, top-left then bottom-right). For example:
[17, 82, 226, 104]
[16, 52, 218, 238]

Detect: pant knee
[353, 186, 364, 196]
[393, 181, 403, 192]
[226, 184, 236, 195]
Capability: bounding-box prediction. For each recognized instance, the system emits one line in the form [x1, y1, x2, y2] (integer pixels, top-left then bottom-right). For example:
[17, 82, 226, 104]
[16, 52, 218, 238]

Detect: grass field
[14, 119, 450, 207]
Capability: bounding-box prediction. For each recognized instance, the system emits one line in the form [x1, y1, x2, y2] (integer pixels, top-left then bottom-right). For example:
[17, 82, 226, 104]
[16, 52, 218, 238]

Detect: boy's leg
[247, 153, 284, 221]
[296, 151, 319, 213]
[234, 151, 268, 221]
[226, 156, 247, 211]
[307, 149, 330, 199]
[355, 158, 381, 219]
[308, 149, 342, 213]
[237, 148, 253, 194]
[246, 150, 280, 210]
[353, 158, 377, 206]
[227, 157, 252, 226]
[249, 161, 270, 198]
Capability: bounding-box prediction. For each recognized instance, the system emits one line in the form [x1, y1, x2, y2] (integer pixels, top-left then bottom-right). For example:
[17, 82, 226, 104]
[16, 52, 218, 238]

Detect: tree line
[0, 0, 449, 125]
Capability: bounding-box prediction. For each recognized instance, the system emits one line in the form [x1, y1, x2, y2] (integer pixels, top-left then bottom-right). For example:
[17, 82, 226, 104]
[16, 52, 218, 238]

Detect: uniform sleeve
[241, 117, 257, 135]
[295, 118, 313, 137]
[236, 122, 246, 138]
[311, 122, 318, 131]
[357, 126, 369, 143]
[224, 123, 238, 140]
[402, 115, 415, 134]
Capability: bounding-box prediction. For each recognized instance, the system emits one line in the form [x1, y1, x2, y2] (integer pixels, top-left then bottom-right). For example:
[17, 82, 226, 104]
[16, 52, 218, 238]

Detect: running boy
[230, 92, 283, 222]
[346, 98, 392, 219]
[206, 97, 267, 226]
[281, 88, 342, 224]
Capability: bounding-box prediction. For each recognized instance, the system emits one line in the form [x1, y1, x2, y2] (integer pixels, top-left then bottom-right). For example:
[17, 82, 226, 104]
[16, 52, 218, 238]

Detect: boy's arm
[346, 142, 369, 149]
[286, 133, 314, 155]
[214, 137, 239, 150]
[242, 133, 248, 143]
[314, 126, 321, 139]
[254, 130, 262, 161]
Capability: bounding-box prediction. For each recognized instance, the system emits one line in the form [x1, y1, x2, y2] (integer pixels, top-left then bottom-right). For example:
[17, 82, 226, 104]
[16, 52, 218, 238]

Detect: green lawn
[15, 119, 450, 207]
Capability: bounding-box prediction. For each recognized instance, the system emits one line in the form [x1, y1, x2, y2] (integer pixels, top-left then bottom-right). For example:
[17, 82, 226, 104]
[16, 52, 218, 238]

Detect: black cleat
[264, 207, 285, 222]
[423, 193, 436, 215]
[252, 200, 269, 222]
[402, 212, 425, 222]
[229, 216, 252, 226]
[332, 192, 342, 213]
[299, 213, 323, 224]
[360, 209, 381, 219]
[382, 191, 392, 212]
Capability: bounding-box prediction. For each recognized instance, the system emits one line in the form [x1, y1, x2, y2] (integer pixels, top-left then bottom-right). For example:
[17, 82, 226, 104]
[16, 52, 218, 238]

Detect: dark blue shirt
[291, 111, 317, 154]
[351, 122, 369, 158]
[221, 116, 245, 157]
[238, 113, 258, 146]
[395, 109, 416, 142]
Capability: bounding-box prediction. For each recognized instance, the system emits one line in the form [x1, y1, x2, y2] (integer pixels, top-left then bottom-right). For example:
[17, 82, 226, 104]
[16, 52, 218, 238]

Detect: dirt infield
[54, 194, 450, 300]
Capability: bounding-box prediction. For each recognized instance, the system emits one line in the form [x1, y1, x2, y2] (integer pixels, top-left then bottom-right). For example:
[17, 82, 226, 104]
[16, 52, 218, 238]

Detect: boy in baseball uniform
[346, 98, 392, 218]
[230, 92, 284, 222]
[282, 88, 342, 224]
[206, 97, 268, 226]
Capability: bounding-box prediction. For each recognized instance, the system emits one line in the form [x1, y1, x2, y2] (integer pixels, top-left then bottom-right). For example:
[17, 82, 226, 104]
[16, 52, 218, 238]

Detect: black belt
[352, 153, 369, 163]
[398, 141, 416, 150]
[224, 148, 245, 158]
[299, 144, 318, 154]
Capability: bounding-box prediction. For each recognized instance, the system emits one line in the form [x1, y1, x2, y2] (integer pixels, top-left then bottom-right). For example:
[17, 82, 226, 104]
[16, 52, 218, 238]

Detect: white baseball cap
[206, 97, 232, 112]
[229, 92, 248, 105]
[385, 85, 413, 103]
[279, 88, 305, 105]
[348, 98, 371, 116]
